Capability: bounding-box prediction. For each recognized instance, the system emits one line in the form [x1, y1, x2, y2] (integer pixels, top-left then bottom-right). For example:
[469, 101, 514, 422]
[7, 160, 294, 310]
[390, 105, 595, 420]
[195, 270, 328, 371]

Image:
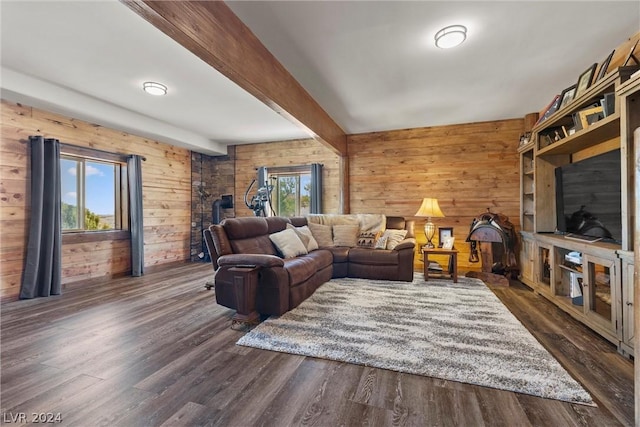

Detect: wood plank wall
[0, 100, 191, 301]
[234, 139, 341, 217]
[227, 119, 523, 272]
[348, 119, 523, 271]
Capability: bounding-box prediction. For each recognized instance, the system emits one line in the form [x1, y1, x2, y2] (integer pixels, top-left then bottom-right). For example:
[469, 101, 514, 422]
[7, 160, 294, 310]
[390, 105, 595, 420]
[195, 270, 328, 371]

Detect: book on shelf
[427, 261, 443, 272]
[564, 233, 602, 243]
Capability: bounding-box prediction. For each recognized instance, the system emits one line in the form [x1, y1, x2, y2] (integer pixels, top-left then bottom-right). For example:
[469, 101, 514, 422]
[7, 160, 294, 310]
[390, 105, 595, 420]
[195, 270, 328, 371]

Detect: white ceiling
[1, 1, 639, 156]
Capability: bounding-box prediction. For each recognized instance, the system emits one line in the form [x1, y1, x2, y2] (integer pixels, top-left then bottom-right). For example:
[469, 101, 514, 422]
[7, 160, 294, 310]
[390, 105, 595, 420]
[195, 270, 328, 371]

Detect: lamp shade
[414, 198, 445, 218]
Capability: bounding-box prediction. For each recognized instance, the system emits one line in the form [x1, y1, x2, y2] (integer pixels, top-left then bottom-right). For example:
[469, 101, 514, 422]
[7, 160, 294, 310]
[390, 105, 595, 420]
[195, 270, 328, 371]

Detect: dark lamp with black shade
[415, 198, 445, 248]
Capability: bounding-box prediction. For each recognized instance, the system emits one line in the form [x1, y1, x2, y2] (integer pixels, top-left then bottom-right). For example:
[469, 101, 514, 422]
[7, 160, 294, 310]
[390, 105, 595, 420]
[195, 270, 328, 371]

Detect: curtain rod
[60, 142, 146, 161]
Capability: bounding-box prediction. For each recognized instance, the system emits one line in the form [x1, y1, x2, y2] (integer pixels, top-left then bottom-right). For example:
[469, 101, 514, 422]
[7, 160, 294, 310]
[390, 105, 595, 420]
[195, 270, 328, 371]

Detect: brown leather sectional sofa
[206, 215, 415, 316]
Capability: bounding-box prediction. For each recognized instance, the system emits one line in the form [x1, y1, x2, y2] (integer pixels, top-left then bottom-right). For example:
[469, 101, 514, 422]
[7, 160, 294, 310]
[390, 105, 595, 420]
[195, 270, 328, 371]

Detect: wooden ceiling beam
[121, 0, 347, 155]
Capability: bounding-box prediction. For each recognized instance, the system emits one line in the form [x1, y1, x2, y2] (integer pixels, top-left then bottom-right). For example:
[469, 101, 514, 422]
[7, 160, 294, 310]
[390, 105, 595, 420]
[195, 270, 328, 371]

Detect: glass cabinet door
[583, 254, 619, 336]
[536, 244, 552, 292]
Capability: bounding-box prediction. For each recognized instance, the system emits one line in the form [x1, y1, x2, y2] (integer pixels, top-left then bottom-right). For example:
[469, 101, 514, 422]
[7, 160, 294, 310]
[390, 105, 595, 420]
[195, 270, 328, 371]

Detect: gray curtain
[128, 155, 144, 276]
[20, 136, 62, 299]
[310, 163, 323, 214]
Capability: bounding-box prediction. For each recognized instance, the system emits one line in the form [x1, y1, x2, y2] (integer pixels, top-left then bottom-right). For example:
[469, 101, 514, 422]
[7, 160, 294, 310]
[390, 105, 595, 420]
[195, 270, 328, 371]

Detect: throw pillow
[307, 222, 334, 248]
[286, 223, 319, 252]
[374, 235, 389, 249]
[382, 229, 408, 250]
[269, 229, 308, 259]
[332, 224, 359, 247]
[357, 230, 382, 248]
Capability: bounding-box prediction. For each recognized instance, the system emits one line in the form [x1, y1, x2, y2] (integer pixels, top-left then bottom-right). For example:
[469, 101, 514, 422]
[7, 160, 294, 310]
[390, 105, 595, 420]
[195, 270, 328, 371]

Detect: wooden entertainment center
[518, 40, 640, 357]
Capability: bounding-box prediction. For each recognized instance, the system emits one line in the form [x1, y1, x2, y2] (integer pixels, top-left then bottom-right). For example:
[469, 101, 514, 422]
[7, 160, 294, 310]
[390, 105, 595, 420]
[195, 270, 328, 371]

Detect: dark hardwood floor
[1, 263, 634, 426]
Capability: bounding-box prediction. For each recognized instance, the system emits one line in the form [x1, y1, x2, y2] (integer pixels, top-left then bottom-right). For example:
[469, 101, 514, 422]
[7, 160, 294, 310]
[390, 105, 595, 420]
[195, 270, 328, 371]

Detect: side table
[423, 247, 458, 283]
[229, 266, 260, 330]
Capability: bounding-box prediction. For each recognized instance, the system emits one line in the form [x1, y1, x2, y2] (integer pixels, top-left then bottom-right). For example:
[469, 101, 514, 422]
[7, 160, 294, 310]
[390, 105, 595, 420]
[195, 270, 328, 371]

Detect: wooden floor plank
[158, 402, 217, 427]
[473, 387, 533, 427]
[0, 263, 633, 426]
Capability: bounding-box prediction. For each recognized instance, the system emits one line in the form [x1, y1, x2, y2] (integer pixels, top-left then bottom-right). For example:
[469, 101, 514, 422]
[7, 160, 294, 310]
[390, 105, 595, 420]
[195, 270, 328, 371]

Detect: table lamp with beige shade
[414, 198, 445, 248]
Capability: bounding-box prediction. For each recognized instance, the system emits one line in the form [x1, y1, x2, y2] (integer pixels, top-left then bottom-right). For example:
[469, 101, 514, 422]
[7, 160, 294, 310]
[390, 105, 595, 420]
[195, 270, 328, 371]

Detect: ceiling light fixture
[142, 81, 167, 96]
[434, 25, 467, 49]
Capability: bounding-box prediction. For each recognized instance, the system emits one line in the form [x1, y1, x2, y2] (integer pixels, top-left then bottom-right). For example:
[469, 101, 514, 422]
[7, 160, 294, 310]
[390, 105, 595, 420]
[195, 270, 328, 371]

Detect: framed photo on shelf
[535, 94, 561, 126]
[622, 39, 639, 66]
[595, 50, 615, 82]
[438, 227, 453, 247]
[518, 131, 531, 147]
[575, 63, 597, 98]
[558, 84, 577, 110]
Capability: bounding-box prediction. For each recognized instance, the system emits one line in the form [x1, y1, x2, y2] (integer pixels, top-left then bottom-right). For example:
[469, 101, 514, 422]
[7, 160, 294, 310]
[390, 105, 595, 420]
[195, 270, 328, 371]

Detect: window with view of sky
[60, 157, 116, 230]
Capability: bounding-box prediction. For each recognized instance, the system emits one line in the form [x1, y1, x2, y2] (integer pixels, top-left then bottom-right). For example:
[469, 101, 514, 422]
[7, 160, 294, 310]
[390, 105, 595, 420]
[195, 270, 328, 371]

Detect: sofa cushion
[348, 247, 399, 265]
[283, 255, 319, 286]
[231, 235, 278, 256]
[357, 230, 382, 248]
[289, 216, 308, 227]
[326, 246, 350, 263]
[303, 248, 334, 270]
[381, 229, 408, 250]
[308, 222, 334, 248]
[356, 214, 386, 233]
[266, 216, 291, 234]
[223, 217, 269, 239]
[286, 223, 319, 252]
[386, 216, 406, 231]
[332, 224, 359, 247]
[306, 214, 386, 234]
[269, 229, 308, 259]
[306, 214, 359, 226]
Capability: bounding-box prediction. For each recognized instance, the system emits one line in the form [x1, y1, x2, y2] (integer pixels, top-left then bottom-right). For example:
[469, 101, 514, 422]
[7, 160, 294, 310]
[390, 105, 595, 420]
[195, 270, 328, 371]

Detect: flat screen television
[554, 149, 621, 243]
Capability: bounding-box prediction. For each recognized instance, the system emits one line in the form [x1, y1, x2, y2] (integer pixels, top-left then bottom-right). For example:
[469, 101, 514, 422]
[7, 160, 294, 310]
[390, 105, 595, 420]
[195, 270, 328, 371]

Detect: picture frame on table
[558, 84, 577, 110]
[438, 227, 453, 247]
[595, 50, 615, 82]
[442, 237, 455, 250]
[575, 63, 597, 98]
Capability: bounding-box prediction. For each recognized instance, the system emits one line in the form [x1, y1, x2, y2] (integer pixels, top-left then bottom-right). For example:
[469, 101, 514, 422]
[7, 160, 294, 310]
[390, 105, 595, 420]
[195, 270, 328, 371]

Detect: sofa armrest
[392, 238, 416, 252]
[217, 254, 284, 268]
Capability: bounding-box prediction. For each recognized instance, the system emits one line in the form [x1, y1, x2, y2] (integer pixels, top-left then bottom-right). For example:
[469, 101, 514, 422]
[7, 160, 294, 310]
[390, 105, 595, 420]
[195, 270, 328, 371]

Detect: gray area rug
[237, 275, 595, 406]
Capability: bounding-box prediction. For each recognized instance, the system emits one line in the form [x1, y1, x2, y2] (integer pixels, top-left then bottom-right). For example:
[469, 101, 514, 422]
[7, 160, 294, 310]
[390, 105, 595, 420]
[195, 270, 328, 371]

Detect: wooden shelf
[536, 113, 620, 156]
[517, 41, 638, 357]
[532, 66, 637, 134]
[558, 263, 582, 275]
[535, 233, 622, 254]
[517, 141, 535, 154]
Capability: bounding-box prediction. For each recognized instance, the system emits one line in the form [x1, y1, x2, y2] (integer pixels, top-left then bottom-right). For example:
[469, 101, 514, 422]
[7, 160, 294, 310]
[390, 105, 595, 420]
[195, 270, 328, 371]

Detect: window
[60, 152, 127, 232]
[270, 172, 311, 217]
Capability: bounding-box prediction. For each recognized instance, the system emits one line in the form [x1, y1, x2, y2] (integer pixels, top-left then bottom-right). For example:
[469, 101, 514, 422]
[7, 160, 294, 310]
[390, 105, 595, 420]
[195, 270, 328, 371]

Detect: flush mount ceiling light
[434, 25, 467, 49]
[142, 81, 167, 96]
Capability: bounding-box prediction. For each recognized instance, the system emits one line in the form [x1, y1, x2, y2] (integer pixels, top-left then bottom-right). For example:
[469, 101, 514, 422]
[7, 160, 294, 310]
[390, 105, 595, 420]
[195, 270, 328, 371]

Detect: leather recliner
[207, 215, 415, 316]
